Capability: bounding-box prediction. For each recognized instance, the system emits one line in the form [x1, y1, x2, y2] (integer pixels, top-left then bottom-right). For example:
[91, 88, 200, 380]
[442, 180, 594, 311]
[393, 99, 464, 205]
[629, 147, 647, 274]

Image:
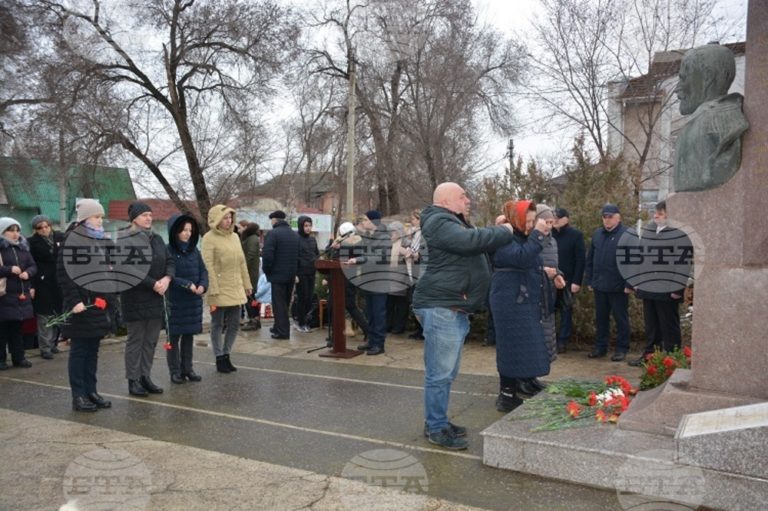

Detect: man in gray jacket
[413, 182, 515, 450]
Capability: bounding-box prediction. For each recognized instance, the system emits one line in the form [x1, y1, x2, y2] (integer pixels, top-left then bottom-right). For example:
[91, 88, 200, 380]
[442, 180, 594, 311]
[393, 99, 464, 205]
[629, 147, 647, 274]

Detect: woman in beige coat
[201, 205, 252, 373]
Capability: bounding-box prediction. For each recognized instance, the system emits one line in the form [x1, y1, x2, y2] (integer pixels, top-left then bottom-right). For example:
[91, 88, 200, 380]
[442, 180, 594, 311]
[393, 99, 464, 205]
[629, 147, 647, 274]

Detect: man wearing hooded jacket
[295, 216, 319, 332]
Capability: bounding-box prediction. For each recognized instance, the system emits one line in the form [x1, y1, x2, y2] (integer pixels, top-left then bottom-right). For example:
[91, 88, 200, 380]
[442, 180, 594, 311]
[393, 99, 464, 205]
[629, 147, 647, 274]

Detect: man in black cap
[552, 208, 585, 353]
[262, 210, 299, 339]
[584, 204, 631, 361]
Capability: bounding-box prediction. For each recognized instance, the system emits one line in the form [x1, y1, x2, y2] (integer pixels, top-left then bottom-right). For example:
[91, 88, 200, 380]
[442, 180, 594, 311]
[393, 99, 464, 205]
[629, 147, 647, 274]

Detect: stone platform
[481, 396, 768, 511]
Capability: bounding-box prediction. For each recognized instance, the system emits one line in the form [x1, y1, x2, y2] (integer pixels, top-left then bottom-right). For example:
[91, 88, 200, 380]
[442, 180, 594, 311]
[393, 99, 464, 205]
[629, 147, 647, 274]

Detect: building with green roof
[0, 157, 136, 232]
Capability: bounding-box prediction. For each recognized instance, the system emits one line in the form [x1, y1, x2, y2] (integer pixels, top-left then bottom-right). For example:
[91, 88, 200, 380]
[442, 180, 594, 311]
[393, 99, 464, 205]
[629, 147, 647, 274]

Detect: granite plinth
[677, 402, 768, 479]
[482, 402, 768, 511]
[618, 369, 760, 436]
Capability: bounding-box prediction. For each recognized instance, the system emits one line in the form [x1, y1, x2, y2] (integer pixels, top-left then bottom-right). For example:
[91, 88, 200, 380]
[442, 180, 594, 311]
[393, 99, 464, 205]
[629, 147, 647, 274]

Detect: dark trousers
[166, 333, 194, 376]
[386, 294, 409, 333]
[642, 299, 681, 353]
[365, 293, 387, 348]
[295, 275, 315, 327]
[272, 282, 294, 338]
[69, 337, 102, 399]
[331, 281, 369, 338]
[594, 290, 630, 353]
[0, 320, 25, 365]
[244, 294, 259, 321]
[556, 301, 573, 347]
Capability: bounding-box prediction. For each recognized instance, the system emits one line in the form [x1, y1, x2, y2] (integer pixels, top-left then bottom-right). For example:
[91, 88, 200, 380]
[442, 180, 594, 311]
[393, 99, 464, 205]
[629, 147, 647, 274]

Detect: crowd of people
[0, 190, 686, 450]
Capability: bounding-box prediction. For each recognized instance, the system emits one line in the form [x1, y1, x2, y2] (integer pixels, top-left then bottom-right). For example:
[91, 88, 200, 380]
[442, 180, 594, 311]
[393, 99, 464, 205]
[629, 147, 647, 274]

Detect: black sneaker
[427, 427, 468, 450]
[496, 391, 524, 413]
[423, 422, 466, 438]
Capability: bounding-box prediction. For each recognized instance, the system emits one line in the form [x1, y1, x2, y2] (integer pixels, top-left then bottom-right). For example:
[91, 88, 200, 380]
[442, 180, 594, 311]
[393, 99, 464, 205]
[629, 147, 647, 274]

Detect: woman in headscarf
[0, 217, 37, 370]
[490, 200, 552, 413]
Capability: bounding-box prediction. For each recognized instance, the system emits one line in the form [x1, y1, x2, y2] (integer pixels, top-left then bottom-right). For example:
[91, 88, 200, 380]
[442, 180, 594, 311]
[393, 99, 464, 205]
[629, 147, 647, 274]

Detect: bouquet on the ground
[509, 375, 637, 432]
[45, 297, 108, 328]
[639, 346, 692, 390]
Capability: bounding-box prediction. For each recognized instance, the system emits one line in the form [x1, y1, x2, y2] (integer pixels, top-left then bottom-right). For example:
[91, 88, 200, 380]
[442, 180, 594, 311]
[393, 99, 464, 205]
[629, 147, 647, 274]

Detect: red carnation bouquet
[639, 346, 692, 390]
[45, 297, 108, 328]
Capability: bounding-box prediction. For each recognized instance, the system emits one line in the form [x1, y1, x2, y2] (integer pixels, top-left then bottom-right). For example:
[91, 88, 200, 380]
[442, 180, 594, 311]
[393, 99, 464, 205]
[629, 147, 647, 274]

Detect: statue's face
[676, 59, 704, 115]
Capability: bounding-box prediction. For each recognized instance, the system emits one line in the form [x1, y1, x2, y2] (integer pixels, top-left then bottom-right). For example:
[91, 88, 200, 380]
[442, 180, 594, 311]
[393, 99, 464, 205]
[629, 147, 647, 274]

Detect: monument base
[617, 369, 760, 436]
[482, 395, 768, 510]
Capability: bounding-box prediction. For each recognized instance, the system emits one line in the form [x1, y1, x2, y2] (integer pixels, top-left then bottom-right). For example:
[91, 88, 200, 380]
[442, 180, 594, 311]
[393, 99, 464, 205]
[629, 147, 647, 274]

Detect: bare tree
[26, 0, 300, 224]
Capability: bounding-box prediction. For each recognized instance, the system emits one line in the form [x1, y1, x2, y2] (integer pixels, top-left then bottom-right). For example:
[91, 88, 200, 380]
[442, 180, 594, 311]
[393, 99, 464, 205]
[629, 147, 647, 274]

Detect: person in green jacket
[240, 222, 261, 331]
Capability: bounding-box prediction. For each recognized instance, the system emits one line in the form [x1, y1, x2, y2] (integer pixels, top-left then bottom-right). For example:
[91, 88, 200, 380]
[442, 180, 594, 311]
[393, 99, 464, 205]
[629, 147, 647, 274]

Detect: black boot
[73, 396, 98, 412]
[530, 378, 548, 391]
[139, 375, 164, 394]
[516, 378, 541, 399]
[129, 379, 149, 396]
[216, 355, 231, 373]
[170, 373, 185, 384]
[224, 354, 237, 372]
[496, 387, 523, 413]
[87, 392, 112, 409]
[182, 370, 202, 382]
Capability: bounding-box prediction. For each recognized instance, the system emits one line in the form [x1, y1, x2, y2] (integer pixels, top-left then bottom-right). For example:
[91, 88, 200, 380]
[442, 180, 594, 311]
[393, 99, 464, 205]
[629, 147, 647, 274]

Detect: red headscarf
[503, 199, 536, 234]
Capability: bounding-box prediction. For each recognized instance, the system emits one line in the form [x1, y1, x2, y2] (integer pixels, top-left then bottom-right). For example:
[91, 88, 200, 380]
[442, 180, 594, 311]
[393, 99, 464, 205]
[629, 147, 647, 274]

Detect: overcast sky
[471, 0, 749, 164]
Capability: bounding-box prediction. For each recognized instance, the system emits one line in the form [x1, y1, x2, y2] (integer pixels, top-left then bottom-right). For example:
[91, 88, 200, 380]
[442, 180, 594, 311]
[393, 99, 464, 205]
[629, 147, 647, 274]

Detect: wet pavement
[0, 325, 639, 510]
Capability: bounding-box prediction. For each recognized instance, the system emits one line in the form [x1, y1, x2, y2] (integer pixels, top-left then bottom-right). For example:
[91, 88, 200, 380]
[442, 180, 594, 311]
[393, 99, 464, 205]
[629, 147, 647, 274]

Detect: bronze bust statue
[674, 43, 749, 192]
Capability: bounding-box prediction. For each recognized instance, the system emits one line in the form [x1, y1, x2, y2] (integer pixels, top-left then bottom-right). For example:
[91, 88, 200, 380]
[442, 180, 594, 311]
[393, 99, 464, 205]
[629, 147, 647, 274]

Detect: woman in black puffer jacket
[0, 217, 37, 370]
[57, 200, 117, 412]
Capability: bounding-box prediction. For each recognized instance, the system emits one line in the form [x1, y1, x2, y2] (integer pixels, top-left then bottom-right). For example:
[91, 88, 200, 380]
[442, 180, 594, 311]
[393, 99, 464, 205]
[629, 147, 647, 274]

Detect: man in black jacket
[262, 210, 299, 339]
[628, 201, 687, 366]
[585, 204, 631, 361]
[552, 208, 585, 353]
[413, 183, 515, 450]
[295, 216, 319, 333]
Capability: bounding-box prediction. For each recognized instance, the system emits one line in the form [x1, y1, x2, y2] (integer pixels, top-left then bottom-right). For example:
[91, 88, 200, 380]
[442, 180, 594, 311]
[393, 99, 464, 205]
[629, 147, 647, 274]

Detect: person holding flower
[165, 214, 208, 383]
[121, 202, 175, 397]
[56, 199, 115, 412]
[0, 217, 37, 370]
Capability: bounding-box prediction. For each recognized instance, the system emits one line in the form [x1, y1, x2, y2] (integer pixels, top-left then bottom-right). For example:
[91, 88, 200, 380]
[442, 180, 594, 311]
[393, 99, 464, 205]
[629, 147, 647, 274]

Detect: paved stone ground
[0, 321, 641, 510]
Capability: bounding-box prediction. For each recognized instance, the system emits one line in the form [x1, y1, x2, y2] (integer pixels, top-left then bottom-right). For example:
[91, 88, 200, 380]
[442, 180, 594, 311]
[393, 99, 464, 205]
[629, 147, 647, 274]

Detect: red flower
[662, 356, 676, 368]
[595, 409, 607, 422]
[588, 391, 597, 406]
[163, 342, 173, 351]
[251, 300, 259, 308]
[93, 297, 107, 310]
[683, 346, 692, 358]
[647, 365, 658, 376]
[566, 401, 582, 418]
[18, 293, 27, 301]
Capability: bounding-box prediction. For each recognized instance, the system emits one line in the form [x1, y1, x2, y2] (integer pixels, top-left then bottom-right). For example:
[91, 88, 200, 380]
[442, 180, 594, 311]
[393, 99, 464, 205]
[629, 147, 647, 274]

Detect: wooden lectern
[314, 259, 362, 358]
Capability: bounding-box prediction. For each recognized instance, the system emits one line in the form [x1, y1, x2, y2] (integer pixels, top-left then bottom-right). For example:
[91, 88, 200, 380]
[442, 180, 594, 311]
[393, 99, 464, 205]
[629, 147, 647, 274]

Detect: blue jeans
[414, 307, 470, 434]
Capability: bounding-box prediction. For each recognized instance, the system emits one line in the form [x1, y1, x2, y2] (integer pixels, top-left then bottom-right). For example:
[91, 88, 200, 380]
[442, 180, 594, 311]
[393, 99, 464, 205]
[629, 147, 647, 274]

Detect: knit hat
[31, 214, 51, 229]
[268, 210, 286, 220]
[601, 203, 620, 216]
[128, 201, 152, 222]
[0, 217, 21, 234]
[365, 210, 382, 221]
[535, 204, 555, 220]
[554, 207, 569, 219]
[76, 199, 105, 222]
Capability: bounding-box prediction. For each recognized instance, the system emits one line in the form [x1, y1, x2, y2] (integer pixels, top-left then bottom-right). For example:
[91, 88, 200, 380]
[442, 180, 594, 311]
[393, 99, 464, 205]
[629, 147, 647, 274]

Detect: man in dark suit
[552, 208, 585, 354]
[262, 210, 299, 340]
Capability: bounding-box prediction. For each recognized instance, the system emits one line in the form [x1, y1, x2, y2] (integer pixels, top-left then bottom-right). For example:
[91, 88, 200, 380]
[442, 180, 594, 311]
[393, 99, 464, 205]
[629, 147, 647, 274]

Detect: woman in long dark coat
[0, 217, 37, 370]
[28, 215, 65, 359]
[489, 200, 553, 413]
[57, 200, 117, 412]
[166, 214, 208, 383]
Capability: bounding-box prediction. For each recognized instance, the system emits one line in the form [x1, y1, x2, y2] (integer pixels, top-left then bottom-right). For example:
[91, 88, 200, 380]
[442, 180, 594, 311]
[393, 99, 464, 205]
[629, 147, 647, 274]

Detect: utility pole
[507, 138, 515, 172]
[345, 48, 357, 221]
